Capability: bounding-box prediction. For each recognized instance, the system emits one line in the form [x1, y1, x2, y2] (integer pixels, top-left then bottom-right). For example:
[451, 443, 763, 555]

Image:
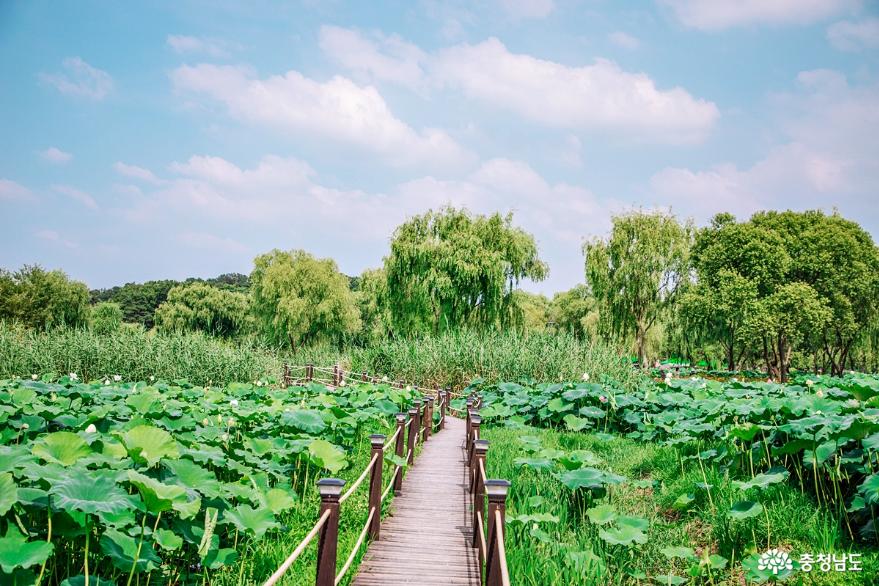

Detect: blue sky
[1, 0, 877, 294]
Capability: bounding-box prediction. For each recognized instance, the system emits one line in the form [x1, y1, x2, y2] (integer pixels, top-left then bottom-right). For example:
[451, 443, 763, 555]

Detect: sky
[1, 0, 878, 294]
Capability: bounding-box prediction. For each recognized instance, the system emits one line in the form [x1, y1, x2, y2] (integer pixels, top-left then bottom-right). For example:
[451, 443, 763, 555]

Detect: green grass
[481, 425, 877, 585]
[0, 324, 639, 390]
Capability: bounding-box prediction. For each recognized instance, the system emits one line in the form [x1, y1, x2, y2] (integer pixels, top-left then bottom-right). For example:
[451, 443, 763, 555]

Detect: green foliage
[511, 290, 550, 332]
[355, 267, 392, 343]
[547, 284, 598, 339]
[0, 265, 90, 329]
[250, 249, 360, 349]
[585, 211, 692, 366]
[90, 301, 123, 334]
[155, 282, 251, 338]
[385, 207, 548, 334]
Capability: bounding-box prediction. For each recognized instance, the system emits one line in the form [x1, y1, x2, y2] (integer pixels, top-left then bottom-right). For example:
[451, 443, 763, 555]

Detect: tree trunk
[635, 325, 647, 369]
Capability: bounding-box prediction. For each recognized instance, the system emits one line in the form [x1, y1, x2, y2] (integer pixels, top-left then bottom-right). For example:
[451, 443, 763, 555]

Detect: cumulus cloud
[40, 147, 73, 164]
[649, 69, 878, 224]
[167, 35, 232, 57]
[0, 178, 32, 201]
[319, 26, 428, 90]
[170, 64, 470, 167]
[39, 57, 113, 100]
[659, 0, 858, 30]
[52, 184, 98, 210]
[114, 162, 163, 184]
[827, 17, 879, 51]
[432, 38, 718, 143]
[497, 0, 555, 20]
[608, 31, 641, 49]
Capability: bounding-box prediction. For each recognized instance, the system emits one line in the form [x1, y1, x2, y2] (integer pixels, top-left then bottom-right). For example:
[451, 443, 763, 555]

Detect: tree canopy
[384, 207, 548, 335]
[155, 282, 251, 338]
[250, 249, 360, 349]
[585, 210, 692, 367]
[0, 265, 90, 329]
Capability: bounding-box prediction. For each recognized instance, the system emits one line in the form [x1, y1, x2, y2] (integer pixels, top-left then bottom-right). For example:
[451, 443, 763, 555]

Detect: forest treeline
[2, 207, 878, 380]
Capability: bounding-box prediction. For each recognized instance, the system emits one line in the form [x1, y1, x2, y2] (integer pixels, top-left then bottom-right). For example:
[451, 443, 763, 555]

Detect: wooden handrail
[339, 453, 378, 504]
[495, 509, 511, 586]
[382, 426, 402, 451]
[262, 508, 331, 586]
[334, 506, 376, 586]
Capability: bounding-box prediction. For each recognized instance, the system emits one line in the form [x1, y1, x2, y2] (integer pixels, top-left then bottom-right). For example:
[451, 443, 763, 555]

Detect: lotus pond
[0, 376, 418, 585]
[466, 374, 879, 584]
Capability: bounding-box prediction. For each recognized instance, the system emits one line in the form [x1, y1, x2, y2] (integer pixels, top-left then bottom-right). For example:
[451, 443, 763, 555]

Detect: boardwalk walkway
[351, 416, 481, 585]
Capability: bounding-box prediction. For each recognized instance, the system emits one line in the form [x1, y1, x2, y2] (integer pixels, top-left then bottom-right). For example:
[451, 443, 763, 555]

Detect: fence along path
[266, 365, 510, 586]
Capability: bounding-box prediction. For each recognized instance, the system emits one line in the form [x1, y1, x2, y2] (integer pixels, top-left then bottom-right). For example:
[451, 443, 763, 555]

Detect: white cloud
[827, 18, 879, 51]
[34, 229, 77, 248]
[608, 31, 641, 50]
[0, 178, 33, 201]
[40, 147, 73, 164]
[319, 25, 427, 90]
[114, 162, 163, 184]
[660, 0, 858, 30]
[433, 38, 718, 143]
[649, 69, 878, 223]
[171, 64, 470, 167]
[167, 35, 231, 57]
[498, 0, 555, 20]
[39, 57, 113, 100]
[52, 184, 98, 210]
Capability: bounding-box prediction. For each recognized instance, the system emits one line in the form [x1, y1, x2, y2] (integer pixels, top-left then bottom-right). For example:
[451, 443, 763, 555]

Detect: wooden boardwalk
[351, 415, 481, 585]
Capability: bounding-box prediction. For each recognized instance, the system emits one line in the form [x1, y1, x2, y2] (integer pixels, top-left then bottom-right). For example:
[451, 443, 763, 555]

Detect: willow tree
[155, 282, 251, 338]
[584, 211, 692, 367]
[250, 249, 360, 349]
[384, 207, 548, 335]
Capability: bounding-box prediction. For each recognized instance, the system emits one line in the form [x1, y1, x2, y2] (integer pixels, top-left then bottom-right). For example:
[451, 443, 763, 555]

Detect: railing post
[407, 407, 418, 465]
[465, 398, 474, 446]
[472, 440, 489, 549]
[315, 478, 345, 586]
[440, 390, 447, 431]
[306, 364, 314, 382]
[362, 370, 368, 382]
[394, 413, 406, 495]
[282, 362, 290, 388]
[469, 415, 482, 468]
[333, 364, 339, 386]
[485, 480, 511, 586]
[423, 396, 433, 442]
[367, 434, 385, 540]
[412, 399, 422, 447]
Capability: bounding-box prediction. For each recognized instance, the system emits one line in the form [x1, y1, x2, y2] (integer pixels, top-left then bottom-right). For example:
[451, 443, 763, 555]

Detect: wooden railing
[264, 370, 450, 586]
[282, 362, 430, 390]
[462, 395, 512, 586]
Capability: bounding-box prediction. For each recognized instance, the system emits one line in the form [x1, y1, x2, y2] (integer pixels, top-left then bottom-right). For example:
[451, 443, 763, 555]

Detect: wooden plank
[351, 416, 480, 586]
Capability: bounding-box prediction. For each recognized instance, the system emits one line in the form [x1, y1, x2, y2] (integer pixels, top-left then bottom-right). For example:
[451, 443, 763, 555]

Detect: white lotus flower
[31, 374, 38, 380]
[221, 433, 229, 442]
[69, 372, 78, 380]
[805, 379, 814, 387]
[256, 380, 263, 387]
[381, 376, 389, 382]
[581, 373, 590, 381]
[149, 375, 155, 382]
[202, 418, 209, 426]
[339, 380, 346, 387]
[85, 423, 97, 433]
[113, 375, 121, 382]
[816, 390, 824, 398]
[405, 385, 411, 391]
[227, 418, 235, 427]
[103, 379, 110, 385]
[230, 399, 239, 407]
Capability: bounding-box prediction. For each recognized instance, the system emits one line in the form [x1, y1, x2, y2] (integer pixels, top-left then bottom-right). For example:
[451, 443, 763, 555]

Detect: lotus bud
[149, 375, 155, 382]
[217, 414, 223, 423]
[202, 417, 209, 426]
[221, 433, 229, 442]
[816, 390, 824, 398]
[599, 395, 608, 403]
[340, 380, 346, 387]
[227, 418, 235, 427]
[85, 423, 97, 433]
[21, 423, 29, 430]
